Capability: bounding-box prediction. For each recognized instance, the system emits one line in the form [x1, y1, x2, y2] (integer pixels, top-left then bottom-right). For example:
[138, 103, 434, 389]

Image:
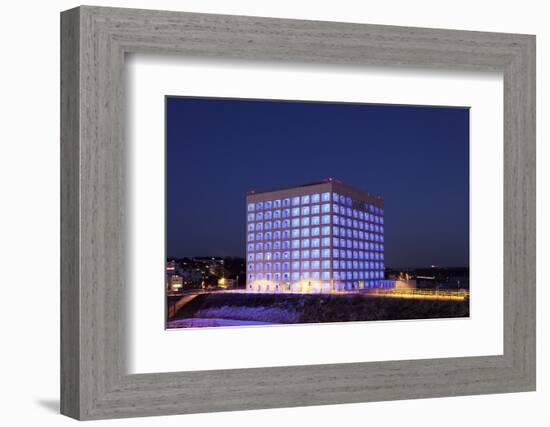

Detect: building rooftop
[247, 177, 383, 204]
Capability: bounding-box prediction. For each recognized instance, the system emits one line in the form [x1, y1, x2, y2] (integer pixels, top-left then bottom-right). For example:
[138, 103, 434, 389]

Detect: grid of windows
[247, 187, 386, 292]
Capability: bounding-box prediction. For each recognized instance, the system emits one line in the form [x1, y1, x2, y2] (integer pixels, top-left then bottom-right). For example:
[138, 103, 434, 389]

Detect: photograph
[165, 96, 470, 329]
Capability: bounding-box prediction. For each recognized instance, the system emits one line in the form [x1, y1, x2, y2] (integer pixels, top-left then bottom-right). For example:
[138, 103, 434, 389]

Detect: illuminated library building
[245, 178, 391, 293]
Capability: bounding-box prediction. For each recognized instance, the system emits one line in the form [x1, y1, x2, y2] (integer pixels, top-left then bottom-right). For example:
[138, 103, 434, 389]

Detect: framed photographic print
[61, 6, 536, 420]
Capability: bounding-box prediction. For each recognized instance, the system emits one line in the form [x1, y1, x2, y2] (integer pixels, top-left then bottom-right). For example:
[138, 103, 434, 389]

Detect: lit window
[282, 209, 290, 218]
[333, 249, 340, 258]
[248, 264, 254, 271]
[255, 243, 263, 251]
[282, 252, 290, 260]
[256, 202, 264, 210]
[322, 271, 330, 280]
[256, 232, 263, 240]
[248, 203, 255, 212]
[301, 271, 309, 280]
[256, 253, 264, 261]
[311, 215, 320, 225]
[282, 198, 290, 207]
[265, 201, 272, 210]
[333, 260, 339, 269]
[311, 260, 320, 269]
[247, 254, 254, 262]
[255, 212, 263, 221]
[332, 204, 339, 213]
[301, 250, 310, 259]
[332, 237, 340, 247]
[322, 226, 330, 235]
[265, 263, 272, 271]
[264, 211, 272, 220]
[311, 227, 320, 236]
[292, 207, 300, 216]
[346, 197, 352, 206]
[322, 192, 331, 202]
[291, 196, 300, 206]
[273, 231, 281, 240]
[264, 221, 272, 230]
[265, 242, 272, 250]
[292, 250, 300, 259]
[273, 220, 281, 229]
[255, 223, 263, 231]
[301, 217, 310, 227]
[282, 220, 290, 228]
[248, 234, 254, 241]
[332, 215, 339, 225]
[301, 228, 310, 237]
[274, 200, 281, 208]
[301, 206, 310, 216]
[265, 232, 272, 240]
[301, 261, 310, 269]
[248, 274, 254, 280]
[282, 241, 290, 249]
[311, 205, 320, 215]
[282, 262, 290, 270]
[301, 239, 310, 248]
[321, 204, 331, 213]
[322, 260, 330, 269]
[292, 272, 299, 280]
[291, 229, 300, 238]
[332, 193, 339, 202]
[322, 248, 330, 257]
[247, 213, 254, 221]
[322, 215, 330, 224]
[273, 210, 281, 219]
[333, 226, 340, 236]
[346, 208, 352, 217]
[311, 271, 320, 280]
[311, 249, 320, 258]
[292, 218, 300, 227]
[311, 238, 320, 247]
[282, 230, 290, 239]
[292, 239, 300, 248]
[292, 261, 300, 270]
[247, 224, 254, 232]
[273, 252, 281, 260]
[301, 195, 310, 204]
[256, 263, 263, 270]
[311, 193, 320, 203]
[340, 195, 346, 205]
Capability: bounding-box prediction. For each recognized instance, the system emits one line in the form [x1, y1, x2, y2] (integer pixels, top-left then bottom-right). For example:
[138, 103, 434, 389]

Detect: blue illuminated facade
[245, 179, 389, 293]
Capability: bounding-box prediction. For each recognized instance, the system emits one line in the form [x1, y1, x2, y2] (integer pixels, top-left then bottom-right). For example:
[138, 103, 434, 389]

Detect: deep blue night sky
[166, 97, 469, 268]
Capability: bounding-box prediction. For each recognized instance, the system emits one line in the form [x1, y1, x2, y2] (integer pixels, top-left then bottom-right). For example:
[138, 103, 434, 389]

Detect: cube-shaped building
[245, 178, 389, 293]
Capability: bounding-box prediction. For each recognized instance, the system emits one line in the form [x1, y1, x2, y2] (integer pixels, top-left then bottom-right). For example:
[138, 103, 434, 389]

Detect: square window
[301, 228, 310, 237]
[321, 203, 331, 213]
[311, 205, 320, 215]
[301, 250, 310, 259]
[248, 203, 255, 212]
[311, 238, 320, 247]
[301, 206, 310, 216]
[311, 249, 320, 258]
[301, 195, 310, 204]
[291, 196, 300, 206]
[322, 215, 331, 224]
[283, 198, 290, 207]
[247, 213, 254, 221]
[322, 248, 330, 257]
[311, 260, 320, 269]
[292, 250, 300, 259]
[311, 193, 320, 203]
[292, 262, 300, 270]
[322, 192, 331, 202]
[292, 239, 300, 248]
[256, 202, 264, 210]
[265, 201, 272, 210]
[292, 207, 300, 216]
[301, 217, 310, 227]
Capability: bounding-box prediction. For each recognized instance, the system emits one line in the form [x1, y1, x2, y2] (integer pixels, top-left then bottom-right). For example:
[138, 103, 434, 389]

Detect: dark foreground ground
[167, 292, 469, 328]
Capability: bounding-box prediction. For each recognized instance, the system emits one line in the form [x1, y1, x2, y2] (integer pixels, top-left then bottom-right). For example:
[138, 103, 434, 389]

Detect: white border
[127, 55, 503, 374]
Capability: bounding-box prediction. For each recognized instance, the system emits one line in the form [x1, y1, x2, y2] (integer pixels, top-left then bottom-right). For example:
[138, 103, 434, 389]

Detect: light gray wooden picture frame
[60, 5, 536, 421]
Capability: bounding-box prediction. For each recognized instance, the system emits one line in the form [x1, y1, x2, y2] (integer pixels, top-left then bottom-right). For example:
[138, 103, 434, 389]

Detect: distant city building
[245, 178, 391, 293]
[168, 275, 183, 292]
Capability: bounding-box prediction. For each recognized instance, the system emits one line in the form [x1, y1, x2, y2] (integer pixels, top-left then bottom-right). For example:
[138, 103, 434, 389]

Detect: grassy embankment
[170, 292, 469, 325]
